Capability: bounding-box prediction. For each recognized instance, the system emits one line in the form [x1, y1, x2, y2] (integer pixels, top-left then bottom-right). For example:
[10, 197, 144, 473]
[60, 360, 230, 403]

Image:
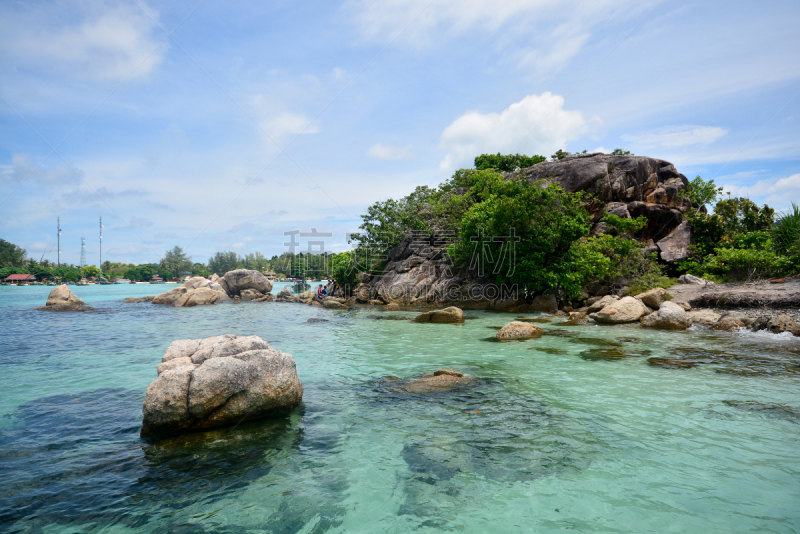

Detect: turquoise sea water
[1, 283, 799, 533]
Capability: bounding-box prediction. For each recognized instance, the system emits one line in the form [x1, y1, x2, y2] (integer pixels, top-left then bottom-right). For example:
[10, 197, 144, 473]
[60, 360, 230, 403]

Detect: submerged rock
[38, 284, 94, 311]
[495, 321, 544, 340]
[412, 307, 464, 324]
[386, 369, 472, 394]
[141, 334, 303, 437]
[640, 301, 691, 330]
[124, 295, 155, 303]
[589, 296, 650, 324]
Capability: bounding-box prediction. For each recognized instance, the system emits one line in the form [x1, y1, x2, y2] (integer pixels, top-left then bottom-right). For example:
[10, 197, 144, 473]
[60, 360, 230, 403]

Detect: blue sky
[1, 0, 798, 266]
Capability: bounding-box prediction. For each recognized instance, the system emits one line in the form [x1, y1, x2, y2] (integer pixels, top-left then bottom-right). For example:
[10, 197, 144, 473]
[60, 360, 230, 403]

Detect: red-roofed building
[5, 274, 36, 284]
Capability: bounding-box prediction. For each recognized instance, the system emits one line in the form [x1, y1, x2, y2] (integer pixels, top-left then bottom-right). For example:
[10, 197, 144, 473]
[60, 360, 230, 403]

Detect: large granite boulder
[412, 306, 464, 324]
[46, 284, 84, 306]
[217, 270, 273, 297]
[173, 288, 229, 307]
[752, 314, 800, 336]
[590, 296, 650, 324]
[640, 301, 691, 330]
[677, 273, 714, 286]
[656, 221, 692, 262]
[184, 276, 212, 290]
[152, 286, 188, 305]
[687, 309, 721, 325]
[586, 295, 619, 313]
[530, 294, 558, 313]
[495, 321, 544, 339]
[39, 284, 93, 311]
[141, 334, 303, 437]
[711, 316, 745, 332]
[520, 154, 692, 257]
[634, 287, 667, 309]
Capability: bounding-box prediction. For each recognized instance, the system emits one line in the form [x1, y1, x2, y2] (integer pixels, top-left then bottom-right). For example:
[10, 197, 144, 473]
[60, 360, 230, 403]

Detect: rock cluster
[141, 334, 303, 437]
[38, 284, 94, 311]
[150, 270, 273, 307]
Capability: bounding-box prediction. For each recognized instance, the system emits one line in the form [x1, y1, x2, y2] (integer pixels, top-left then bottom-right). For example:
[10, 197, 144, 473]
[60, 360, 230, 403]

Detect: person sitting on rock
[317, 284, 328, 299]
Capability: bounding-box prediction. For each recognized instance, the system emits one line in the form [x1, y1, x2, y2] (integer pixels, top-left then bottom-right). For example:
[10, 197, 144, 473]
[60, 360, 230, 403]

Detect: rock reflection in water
[722, 400, 800, 423]
[648, 347, 800, 375]
[0, 388, 348, 532]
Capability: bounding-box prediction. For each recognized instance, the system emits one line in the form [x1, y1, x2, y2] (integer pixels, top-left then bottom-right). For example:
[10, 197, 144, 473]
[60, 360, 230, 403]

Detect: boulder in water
[495, 321, 544, 339]
[141, 334, 303, 437]
[640, 301, 691, 330]
[172, 287, 229, 307]
[152, 286, 188, 305]
[217, 269, 273, 296]
[586, 295, 619, 313]
[413, 306, 464, 324]
[38, 284, 94, 311]
[590, 296, 650, 324]
[687, 308, 721, 325]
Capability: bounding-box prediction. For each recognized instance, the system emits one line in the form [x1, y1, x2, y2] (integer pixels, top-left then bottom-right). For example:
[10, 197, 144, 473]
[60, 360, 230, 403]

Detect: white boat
[115, 279, 131, 284]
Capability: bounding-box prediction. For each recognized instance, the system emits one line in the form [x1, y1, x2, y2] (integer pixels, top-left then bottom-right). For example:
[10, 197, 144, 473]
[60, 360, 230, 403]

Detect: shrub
[772, 202, 800, 255]
[329, 251, 358, 292]
[450, 175, 591, 298]
[474, 153, 546, 172]
[567, 234, 670, 296]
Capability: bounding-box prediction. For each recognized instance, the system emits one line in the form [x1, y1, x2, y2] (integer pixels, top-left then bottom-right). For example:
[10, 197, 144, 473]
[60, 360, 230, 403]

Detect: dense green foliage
[772, 202, 800, 255]
[611, 149, 633, 156]
[124, 265, 154, 281]
[675, 177, 797, 281]
[160, 246, 193, 278]
[474, 153, 546, 172]
[449, 172, 591, 296]
[0, 239, 26, 267]
[329, 251, 357, 290]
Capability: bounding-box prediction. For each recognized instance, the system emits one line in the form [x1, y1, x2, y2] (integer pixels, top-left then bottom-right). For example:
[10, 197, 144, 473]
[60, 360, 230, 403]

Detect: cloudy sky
[1, 0, 798, 266]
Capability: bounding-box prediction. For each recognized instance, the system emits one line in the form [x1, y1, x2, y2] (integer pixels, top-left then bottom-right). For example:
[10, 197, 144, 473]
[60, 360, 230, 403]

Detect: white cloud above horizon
[366, 143, 414, 160]
[0, 0, 165, 81]
[439, 92, 599, 170]
[623, 125, 728, 148]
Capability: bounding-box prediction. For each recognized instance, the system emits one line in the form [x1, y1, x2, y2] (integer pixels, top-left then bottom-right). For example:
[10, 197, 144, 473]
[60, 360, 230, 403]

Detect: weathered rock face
[711, 316, 745, 332]
[687, 309, 721, 325]
[752, 314, 799, 336]
[152, 286, 188, 305]
[495, 321, 544, 339]
[587, 295, 620, 313]
[141, 335, 303, 437]
[184, 276, 212, 290]
[635, 287, 667, 309]
[530, 295, 558, 313]
[677, 274, 714, 286]
[590, 296, 650, 324]
[412, 306, 465, 324]
[218, 270, 273, 297]
[520, 154, 692, 260]
[173, 288, 229, 307]
[357, 154, 695, 308]
[39, 284, 93, 311]
[640, 301, 691, 330]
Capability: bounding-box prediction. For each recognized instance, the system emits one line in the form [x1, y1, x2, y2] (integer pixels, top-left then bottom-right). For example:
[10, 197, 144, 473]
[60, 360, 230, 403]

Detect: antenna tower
[80, 238, 86, 268]
[99, 216, 103, 270]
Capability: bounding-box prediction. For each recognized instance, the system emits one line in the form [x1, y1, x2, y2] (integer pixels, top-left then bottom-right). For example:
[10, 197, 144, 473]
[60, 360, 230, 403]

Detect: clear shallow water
[1, 283, 799, 533]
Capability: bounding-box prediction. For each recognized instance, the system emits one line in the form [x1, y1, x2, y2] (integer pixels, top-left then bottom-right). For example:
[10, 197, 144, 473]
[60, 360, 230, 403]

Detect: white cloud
[623, 125, 728, 148]
[260, 112, 320, 141]
[0, 154, 81, 187]
[439, 92, 599, 170]
[366, 143, 414, 160]
[718, 173, 800, 210]
[0, 1, 165, 81]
